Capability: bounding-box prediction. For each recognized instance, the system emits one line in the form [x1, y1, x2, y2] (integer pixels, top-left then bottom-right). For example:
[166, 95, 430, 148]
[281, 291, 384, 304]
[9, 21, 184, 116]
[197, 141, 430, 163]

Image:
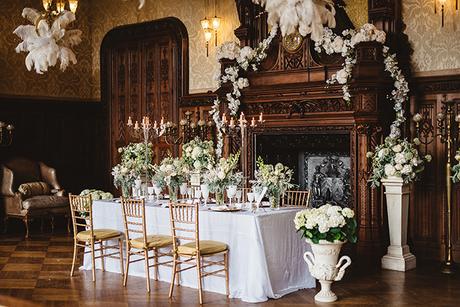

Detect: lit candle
[160, 117, 164, 125]
[251, 117, 256, 127]
[142, 116, 146, 125]
[222, 113, 227, 124]
[134, 121, 140, 130]
[229, 117, 235, 128]
[153, 120, 158, 129]
[259, 112, 263, 123]
[145, 116, 150, 126]
[127, 116, 133, 126]
[240, 112, 244, 122]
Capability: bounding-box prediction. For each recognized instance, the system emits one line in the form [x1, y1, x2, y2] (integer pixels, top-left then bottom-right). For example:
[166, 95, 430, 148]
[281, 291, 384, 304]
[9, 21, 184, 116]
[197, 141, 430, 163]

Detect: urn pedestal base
[382, 245, 416, 272]
[315, 280, 337, 303]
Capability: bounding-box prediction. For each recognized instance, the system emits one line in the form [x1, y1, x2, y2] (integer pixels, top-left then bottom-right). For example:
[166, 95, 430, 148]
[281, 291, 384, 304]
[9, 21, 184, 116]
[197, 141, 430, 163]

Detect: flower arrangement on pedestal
[202, 152, 242, 205]
[111, 142, 154, 197]
[152, 157, 188, 202]
[253, 157, 294, 209]
[181, 137, 215, 172]
[367, 137, 431, 187]
[453, 150, 460, 183]
[294, 204, 356, 303]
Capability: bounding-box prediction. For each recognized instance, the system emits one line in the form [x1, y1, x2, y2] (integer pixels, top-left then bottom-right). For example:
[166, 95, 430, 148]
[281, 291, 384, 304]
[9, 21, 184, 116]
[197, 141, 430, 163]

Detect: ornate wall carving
[0, 0, 94, 99]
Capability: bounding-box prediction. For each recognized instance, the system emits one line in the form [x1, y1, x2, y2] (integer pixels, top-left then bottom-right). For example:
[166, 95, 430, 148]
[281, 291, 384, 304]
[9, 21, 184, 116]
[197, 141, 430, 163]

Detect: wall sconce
[212, 16, 221, 46]
[201, 17, 213, 57]
[435, 0, 458, 27]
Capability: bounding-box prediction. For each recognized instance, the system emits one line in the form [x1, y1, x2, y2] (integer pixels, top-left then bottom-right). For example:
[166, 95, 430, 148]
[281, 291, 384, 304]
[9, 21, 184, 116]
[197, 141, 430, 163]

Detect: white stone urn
[381, 176, 416, 271]
[304, 239, 351, 303]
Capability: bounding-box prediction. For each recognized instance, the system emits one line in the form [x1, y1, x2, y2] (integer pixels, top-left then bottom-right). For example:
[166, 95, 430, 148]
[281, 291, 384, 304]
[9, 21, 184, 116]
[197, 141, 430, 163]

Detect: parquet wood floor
[0, 232, 458, 306]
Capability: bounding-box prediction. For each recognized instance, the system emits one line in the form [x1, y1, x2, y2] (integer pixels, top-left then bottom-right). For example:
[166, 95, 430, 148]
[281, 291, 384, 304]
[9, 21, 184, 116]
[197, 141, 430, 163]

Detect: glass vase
[215, 188, 225, 206]
[169, 185, 178, 203]
[269, 190, 281, 210]
[121, 183, 131, 198]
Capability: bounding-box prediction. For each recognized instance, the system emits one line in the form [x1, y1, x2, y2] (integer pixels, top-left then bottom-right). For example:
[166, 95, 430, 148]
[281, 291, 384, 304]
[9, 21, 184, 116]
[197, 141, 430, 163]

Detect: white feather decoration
[252, 0, 336, 41]
[13, 8, 82, 74]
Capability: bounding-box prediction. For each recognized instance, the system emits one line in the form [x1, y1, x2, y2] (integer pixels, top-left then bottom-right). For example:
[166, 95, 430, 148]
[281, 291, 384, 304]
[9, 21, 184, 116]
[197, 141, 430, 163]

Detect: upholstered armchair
[0, 158, 70, 238]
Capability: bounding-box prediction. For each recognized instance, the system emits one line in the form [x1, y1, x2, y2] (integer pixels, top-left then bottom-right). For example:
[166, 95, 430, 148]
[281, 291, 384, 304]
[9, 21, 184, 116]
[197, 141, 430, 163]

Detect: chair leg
[90, 239, 96, 282]
[70, 240, 78, 277]
[123, 250, 130, 287]
[153, 248, 159, 281]
[144, 250, 150, 292]
[100, 241, 105, 272]
[169, 254, 178, 298]
[118, 238, 124, 279]
[224, 251, 229, 297]
[196, 255, 203, 305]
[24, 217, 30, 239]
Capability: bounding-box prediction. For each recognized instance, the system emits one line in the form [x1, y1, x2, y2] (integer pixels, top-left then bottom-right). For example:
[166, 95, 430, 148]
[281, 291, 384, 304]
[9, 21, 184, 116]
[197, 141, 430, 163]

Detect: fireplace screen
[254, 132, 351, 208]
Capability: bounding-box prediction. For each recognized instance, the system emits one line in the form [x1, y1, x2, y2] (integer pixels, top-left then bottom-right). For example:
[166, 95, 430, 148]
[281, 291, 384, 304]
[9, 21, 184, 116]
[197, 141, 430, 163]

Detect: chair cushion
[130, 235, 173, 249]
[22, 195, 68, 210]
[18, 182, 51, 198]
[177, 240, 228, 256]
[76, 229, 122, 241]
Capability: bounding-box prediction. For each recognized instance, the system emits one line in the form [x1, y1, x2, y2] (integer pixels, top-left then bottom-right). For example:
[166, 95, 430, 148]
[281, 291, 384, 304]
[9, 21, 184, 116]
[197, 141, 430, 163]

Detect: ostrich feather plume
[13, 8, 82, 74]
[252, 0, 336, 41]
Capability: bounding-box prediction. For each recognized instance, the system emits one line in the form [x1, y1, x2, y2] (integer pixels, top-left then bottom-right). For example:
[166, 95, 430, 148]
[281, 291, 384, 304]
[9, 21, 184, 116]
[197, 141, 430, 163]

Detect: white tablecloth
[81, 200, 314, 303]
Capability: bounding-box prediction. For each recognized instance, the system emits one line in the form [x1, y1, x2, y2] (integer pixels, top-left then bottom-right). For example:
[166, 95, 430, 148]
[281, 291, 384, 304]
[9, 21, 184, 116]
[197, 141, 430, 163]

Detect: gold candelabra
[0, 121, 14, 147]
[221, 112, 265, 179]
[414, 97, 460, 274]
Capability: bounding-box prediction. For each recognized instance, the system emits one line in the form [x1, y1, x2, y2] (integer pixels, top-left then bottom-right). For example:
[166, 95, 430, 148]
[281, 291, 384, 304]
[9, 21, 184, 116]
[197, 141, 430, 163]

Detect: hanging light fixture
[212, 16, 221, 47]
[435, 0, 458, 27]
[42, 0, 79, 17]
[201, 16, 212, 57]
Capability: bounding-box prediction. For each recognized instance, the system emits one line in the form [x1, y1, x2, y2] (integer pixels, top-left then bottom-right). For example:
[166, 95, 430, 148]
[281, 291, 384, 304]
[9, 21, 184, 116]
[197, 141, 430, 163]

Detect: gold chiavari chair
[69, 194, 124, 282]
[121, 198, 174, 292]
[282, 190, 311, 208]
[168, 203, 229, 304]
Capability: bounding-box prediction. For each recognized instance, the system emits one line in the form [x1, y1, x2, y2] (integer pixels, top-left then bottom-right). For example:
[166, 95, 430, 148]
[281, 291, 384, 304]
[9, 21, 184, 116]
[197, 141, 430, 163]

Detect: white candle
[127, 116, 133, 126]
[222, 113, 227, 124]
[251, 117, 256, 127]
[134, 121, 140, 130]
[229, 117, 235, 128]
[259, 112, 263, 122]
[153, 121, 158, 129]
[160, 117, 164, 125]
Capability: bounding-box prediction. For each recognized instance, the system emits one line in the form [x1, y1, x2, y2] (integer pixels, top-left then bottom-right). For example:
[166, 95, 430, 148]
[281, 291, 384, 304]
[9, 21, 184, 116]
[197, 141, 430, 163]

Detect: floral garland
[315, 23, 408, 139]
[211, 25, 279, 157]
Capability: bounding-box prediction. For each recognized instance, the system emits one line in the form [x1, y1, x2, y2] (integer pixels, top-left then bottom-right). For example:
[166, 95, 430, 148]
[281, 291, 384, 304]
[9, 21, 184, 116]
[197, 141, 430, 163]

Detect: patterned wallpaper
[345, 0, 368, 28]
[0, 0, 94, 99]
[403, 0, 460, 73]
[89, 0, 239, 97]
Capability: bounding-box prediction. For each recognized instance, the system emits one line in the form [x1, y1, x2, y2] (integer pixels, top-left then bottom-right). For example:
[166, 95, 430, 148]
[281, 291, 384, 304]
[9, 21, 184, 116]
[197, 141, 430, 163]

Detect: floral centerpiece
[253, 157, 295, 209]
[367, 137, 431, 187]
[181, 137, 215, 172]
[152, 157, 188, 202]
[453, 150, 460, 183]
[202, 152, 242, 205]
[294, 204, 356, 303]
[80, 189, 113, 200]
[111, 142, 154, 196]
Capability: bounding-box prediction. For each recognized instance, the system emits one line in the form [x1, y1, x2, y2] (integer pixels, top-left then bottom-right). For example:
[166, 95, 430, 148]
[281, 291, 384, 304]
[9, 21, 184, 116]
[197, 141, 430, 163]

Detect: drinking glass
[227, 185, 237, 207]
[134, 179, 142, 197]
[247, 192, 254, 211]
[236, 189, 242, 206]
[180, 183, 188, 200]
[186, 188, 193, 200]
[201, 184, 210, 208]
[195, 188, 202, 204]
[147, 187, 154, 201]
[153, 185, 162, 203]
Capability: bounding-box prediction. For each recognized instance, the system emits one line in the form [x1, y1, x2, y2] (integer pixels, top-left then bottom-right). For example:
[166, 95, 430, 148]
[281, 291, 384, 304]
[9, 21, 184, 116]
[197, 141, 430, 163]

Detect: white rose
[384, 164, 396, 177]
[392, 144, 402, 153]
[342, 208, 354, 219]
[426, 155, 433, 162]
[217, 171, 226, 180]
[191, 147, 202, 159]
[238, 46, 254, 61]
[394, 164, 403, 171]
[331, 36, 344, 53]
[394, 153, 406, 164]
[335, 69, 349, 84]
[401, 164, 412, 175]
[193, 160, 202, 170]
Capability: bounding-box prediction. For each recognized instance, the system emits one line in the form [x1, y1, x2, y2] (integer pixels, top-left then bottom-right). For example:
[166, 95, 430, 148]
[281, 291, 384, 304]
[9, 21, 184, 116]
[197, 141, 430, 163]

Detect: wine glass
[134, 179, 142, 198]
[153, 185, 162, 203]
[201, 184, 210, 208]
[147, 187, 154, 202]
[236, 189, 242, 207]
[180, 183, 188, 200]
[227, 185, 237, 208]
[186, 188, 193, 201]
[195, 188, 202, 204]
[252, 186, 262, 212]
[247, 192, 255, 211]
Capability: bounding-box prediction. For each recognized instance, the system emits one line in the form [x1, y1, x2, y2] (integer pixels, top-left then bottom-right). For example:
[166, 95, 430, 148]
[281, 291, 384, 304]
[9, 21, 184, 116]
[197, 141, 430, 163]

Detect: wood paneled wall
[0, 96, 108, 194]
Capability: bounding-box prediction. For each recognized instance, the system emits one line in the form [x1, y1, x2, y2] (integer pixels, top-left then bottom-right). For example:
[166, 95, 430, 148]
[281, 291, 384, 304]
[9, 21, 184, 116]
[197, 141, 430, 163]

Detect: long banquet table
[81, 200, 315, 303]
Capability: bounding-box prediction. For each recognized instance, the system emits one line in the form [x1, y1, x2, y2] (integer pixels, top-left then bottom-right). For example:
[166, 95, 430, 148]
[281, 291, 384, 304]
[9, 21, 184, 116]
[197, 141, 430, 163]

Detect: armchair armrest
[1, 166, 15, 197]
[39, 162, 62, 191]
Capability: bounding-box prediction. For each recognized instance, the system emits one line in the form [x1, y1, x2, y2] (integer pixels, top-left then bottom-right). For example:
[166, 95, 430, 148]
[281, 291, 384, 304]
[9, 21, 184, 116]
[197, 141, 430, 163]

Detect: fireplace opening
[254, 132, 351, 207]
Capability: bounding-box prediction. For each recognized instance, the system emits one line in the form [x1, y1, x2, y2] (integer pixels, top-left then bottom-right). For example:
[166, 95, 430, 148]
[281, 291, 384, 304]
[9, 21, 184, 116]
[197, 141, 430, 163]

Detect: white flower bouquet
[80, 189, 113, 200]
[367, 137, 431, 187]
[452, 150, 460, 183]
[181, 137, 215, 172]
[253, 157, 295, 198]
[294, 204, 357, 244]
[202, 152, 242, 193]
[152, 157, 188, 189]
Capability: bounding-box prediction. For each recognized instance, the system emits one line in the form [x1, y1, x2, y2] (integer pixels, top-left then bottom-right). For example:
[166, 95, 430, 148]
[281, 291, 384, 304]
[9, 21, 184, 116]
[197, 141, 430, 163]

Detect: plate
[209, 206, 241, 212]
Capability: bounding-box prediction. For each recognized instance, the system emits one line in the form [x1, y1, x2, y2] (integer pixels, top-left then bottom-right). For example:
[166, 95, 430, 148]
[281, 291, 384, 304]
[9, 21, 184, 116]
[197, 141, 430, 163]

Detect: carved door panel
[103, 19, 188, 172]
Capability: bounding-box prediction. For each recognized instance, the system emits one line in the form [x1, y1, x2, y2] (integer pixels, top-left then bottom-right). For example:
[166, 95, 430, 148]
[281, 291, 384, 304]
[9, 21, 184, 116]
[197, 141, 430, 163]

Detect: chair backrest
[69, 194, 93, 237]
[169, 202, 199, 253]
[121, 198, 147, 246]
[282, 190, 311, 208]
